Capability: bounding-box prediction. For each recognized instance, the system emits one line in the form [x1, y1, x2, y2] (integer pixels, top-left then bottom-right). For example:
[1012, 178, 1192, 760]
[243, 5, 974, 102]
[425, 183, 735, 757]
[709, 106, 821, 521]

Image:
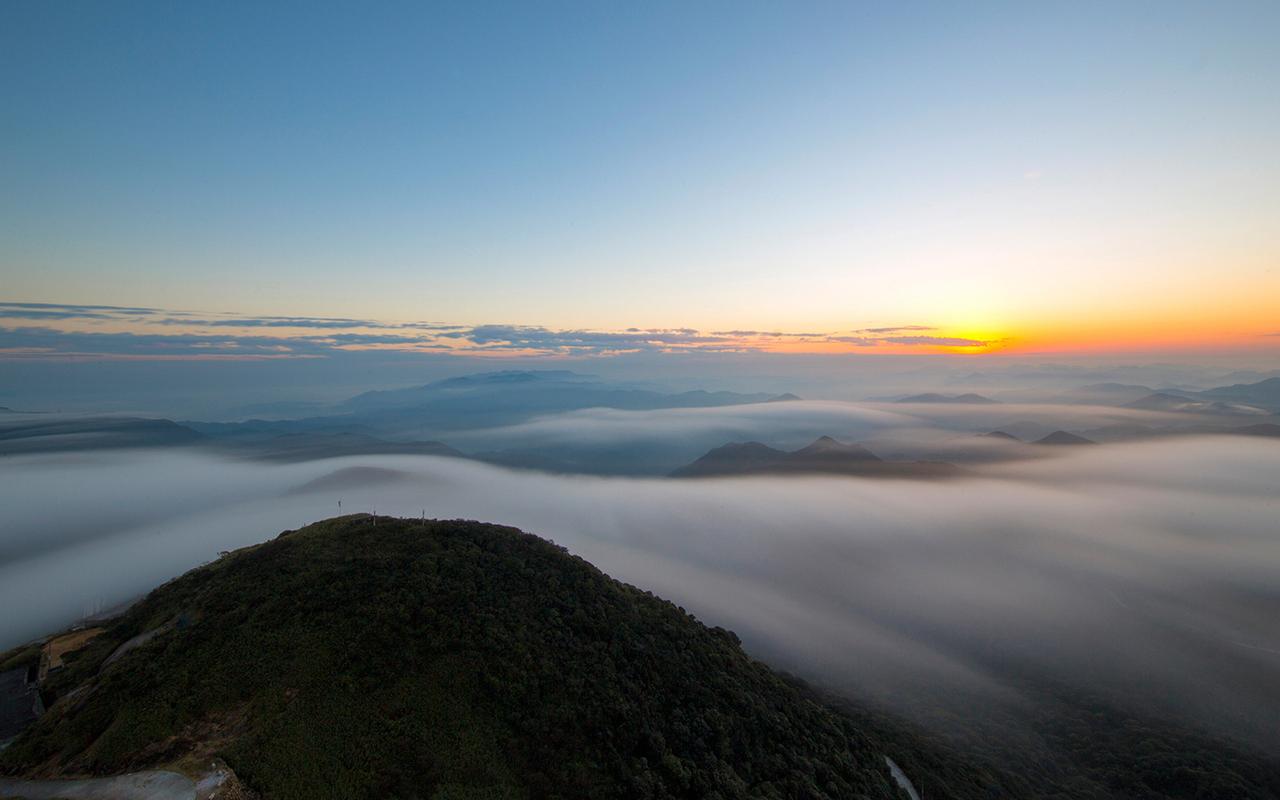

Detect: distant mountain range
[672, 436, 959, 478]
[1050, 382, 1159, 406]
[339, 370, 793, 421]
[1053, 378, 1280, 414]
[0, 371, 805, 473]
[4, 373, 1276, 471]
[1122, 392, 1269, 416]
[183, 370, 797, 443]
[1197, 377, 1280, 409]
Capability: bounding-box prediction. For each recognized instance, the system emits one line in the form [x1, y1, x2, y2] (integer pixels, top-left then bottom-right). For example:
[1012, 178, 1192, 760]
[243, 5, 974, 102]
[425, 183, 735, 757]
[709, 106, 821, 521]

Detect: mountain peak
[793, 436, 882, 461]
[981, 430, 1022, 442]
[1035, 430, 1096, 446]
[0, 516, 908, 798]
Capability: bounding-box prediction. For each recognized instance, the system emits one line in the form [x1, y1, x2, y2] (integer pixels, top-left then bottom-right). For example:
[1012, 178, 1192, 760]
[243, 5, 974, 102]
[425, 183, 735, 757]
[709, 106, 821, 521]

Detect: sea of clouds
[2, 434, 1277, 754]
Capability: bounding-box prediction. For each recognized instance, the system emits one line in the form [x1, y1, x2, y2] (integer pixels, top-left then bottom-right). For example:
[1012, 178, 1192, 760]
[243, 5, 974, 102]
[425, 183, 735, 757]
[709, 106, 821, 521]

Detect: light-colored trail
[0, 770, 195, 800]
[885, 755, 922, 800]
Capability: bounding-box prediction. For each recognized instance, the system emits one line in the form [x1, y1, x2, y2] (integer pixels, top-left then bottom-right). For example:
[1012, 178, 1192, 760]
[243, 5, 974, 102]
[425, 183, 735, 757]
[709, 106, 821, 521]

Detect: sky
[2, 0, 1279, 359]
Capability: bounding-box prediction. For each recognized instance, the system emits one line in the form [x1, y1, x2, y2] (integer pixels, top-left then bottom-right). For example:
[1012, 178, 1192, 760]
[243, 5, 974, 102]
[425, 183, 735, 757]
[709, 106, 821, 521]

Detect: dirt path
[0, 770, 195, 800]
[103, 623, 172, 668]
[885, 755, 922, 800]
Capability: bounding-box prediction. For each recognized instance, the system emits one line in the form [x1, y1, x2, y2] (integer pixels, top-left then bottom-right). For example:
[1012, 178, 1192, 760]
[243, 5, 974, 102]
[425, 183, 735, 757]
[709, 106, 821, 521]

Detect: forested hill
[0, 515, 1007, 799]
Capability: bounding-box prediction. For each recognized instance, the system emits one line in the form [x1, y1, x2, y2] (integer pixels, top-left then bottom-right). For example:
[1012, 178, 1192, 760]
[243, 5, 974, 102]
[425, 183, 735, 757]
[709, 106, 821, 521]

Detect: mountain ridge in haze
[0, 416, 203, 455]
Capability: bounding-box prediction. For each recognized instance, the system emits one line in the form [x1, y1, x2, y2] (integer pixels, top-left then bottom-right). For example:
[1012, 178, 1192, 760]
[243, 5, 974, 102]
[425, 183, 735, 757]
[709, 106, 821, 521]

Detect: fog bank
[2, 437, 1278, 754]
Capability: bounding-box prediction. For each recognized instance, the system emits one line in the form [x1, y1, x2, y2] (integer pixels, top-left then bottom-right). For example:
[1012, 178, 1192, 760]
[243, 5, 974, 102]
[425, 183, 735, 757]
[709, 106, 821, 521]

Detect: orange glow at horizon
[3, 294, 1278, 361]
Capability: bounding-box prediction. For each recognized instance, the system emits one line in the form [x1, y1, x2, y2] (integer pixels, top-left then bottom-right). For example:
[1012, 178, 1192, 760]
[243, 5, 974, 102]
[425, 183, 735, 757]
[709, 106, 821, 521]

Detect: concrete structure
[0, 665, 43, 749]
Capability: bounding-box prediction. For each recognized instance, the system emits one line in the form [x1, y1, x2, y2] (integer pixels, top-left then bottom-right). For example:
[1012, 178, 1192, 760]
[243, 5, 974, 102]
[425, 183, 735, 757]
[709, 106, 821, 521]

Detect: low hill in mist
[1033, 430, 1096, 446]
[2, 516, 1009, 799]
[672, 436, 959, 478]
[980, 430, 1022, 441]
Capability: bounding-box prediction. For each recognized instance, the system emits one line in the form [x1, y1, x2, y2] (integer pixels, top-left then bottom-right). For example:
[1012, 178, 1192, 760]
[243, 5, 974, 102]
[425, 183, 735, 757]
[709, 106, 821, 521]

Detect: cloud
[0, 326, 357, 359]
[709, 330, 827, 338]
[882, 335, 988, 347]
[0, 302, 160, 314]
[854, 325, 937, 334]
[1, 437, 1278, 757]
[0, 302, 161, 321]
[0, 309, 119, 321]
[452, 399, 910, 451]
[0, 301, 993, 359]
[153, 316, 379, 329]
[439, 325, 733, 354]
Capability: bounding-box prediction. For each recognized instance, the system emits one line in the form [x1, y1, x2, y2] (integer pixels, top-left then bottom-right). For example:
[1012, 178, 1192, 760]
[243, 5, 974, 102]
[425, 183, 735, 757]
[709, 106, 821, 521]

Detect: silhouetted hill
[981, 430, 1022, 442]
[0, 516, 945, 799]
[1034, 431, 1096, 446]
[895, 393, 997, 404]
[673, 436, 958, 478]
[790, 435, 883, 464]
[670, 441, 790, 475]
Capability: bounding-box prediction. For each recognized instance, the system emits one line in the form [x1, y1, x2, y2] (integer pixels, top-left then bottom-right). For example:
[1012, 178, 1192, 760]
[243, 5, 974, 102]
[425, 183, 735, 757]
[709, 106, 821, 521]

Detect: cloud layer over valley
[3, 435, 1278, 758]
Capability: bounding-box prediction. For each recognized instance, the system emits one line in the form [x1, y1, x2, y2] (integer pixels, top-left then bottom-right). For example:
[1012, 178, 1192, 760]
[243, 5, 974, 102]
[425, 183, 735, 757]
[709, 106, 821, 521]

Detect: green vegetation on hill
[822, 682, 1280, 800]
[2, 516, 924, 800]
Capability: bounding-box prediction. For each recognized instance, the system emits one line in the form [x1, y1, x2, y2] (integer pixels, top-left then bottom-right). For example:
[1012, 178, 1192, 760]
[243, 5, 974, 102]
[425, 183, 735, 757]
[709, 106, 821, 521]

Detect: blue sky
[2, 0, 1278, 348]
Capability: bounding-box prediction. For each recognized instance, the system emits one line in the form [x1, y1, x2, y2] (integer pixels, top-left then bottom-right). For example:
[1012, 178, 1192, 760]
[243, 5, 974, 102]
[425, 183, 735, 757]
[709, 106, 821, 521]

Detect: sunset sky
[3, 1, 1278, 358]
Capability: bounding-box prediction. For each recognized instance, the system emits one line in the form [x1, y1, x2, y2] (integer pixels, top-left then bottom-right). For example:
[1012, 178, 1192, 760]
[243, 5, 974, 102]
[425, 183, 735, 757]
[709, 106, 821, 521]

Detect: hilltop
[1034, 430, 1096, 446]
[0, 516, 1001, 799]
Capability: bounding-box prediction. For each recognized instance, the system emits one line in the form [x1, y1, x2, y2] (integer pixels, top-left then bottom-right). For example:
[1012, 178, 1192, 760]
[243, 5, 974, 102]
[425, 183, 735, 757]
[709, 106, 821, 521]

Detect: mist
[3, 435, 1278, 757]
